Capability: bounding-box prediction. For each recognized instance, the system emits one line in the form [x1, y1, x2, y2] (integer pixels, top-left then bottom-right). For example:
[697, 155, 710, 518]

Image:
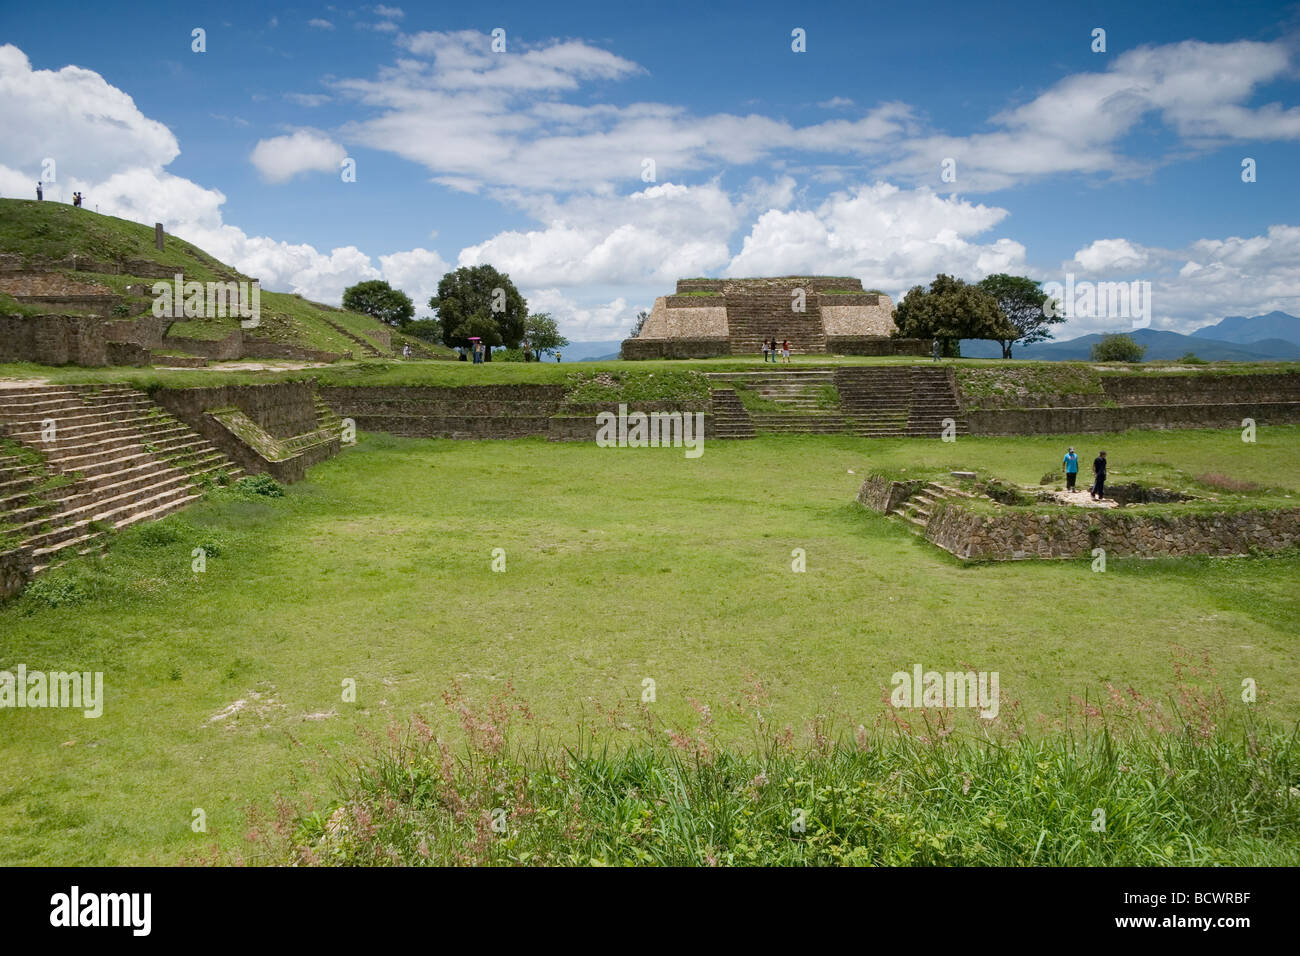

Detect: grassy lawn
[0, 427, 1297, 864]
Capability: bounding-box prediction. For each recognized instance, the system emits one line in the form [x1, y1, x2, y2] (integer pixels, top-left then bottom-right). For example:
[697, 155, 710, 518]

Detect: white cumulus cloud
[250, 130, 347, 183]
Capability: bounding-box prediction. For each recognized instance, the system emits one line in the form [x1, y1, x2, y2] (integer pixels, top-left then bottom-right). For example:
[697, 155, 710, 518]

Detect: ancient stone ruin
[622, 276, 930, 359]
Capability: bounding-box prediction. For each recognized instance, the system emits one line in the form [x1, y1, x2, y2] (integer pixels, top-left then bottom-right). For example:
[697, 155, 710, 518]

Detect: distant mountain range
[563, 340, 624, 361]
[961, 311, 1300, 361]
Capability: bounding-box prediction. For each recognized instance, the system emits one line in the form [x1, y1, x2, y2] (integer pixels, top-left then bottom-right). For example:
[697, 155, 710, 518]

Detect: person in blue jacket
[1063, 446, 1079, 490]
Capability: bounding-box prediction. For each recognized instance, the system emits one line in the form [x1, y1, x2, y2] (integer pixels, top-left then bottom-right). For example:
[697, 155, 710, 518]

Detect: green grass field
[0, 425, 1296, 864]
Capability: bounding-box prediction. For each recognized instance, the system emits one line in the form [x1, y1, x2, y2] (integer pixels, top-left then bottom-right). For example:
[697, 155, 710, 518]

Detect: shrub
[1090, 334, 1146, 362]
[24, 576, 84, 608]
[236, 474, 285, 498]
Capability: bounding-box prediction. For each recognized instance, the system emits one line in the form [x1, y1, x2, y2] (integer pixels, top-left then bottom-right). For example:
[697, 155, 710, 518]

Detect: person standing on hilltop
[1091, 450, 1107, 501]
[1063, 446, 1079, 491]
[36, 182, 43, 201]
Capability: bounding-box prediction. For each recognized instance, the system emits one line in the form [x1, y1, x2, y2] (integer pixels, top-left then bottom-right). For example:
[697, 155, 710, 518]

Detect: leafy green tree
[525, 313, 569, 357]
[977, 273, 1061, 358]
[342, 279, 414, 328]
[401, 318, 442, 344]
[429, 265, 527, 350]
[1091, 334, 1146, 362]
[892, 274, 1015, 356]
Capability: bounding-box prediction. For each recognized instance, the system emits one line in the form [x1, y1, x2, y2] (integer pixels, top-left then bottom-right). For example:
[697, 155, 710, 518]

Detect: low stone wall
[621, 337, 731, 359]
[106, 341, 151, 366]
[925, 502, 1300, 560]
[319, 384, 565, 439]
[104, 314, 171, 348]
[242, 337, 344, 363]
[164, 329, 344, 364]
[0, 314, 107, 365]
[1102, 372, 1300, 405]
[0, 548, 33, 600]
[166, 330, 244, 360]
[155, 382, 322, 439]
[827, 336, 928, 356]
[855, 475, 925, 513]
[207, 406, 339, 483]
[150, 353, 208, 368]
[965, 402, 1300, 435]
[12, 294, 122, 316]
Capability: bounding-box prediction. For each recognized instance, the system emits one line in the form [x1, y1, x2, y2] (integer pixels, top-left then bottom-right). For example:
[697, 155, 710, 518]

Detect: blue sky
[2, 0, 1299, 340]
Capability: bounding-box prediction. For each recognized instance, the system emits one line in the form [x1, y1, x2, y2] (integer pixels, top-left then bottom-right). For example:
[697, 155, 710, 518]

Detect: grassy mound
[0, 198, 436, 359]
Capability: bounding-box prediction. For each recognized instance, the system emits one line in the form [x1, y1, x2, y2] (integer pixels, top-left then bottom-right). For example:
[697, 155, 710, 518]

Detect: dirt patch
[1047, 488, 1118, 509]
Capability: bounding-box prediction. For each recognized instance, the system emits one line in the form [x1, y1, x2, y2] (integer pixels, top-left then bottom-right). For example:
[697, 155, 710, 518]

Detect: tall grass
[230, 662, 1300, 867]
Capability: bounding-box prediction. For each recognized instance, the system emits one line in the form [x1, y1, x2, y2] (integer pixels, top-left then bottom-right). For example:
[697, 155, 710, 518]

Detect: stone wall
[242, 337, 344, 363]
[1101, 372, 1300, 405]
[165, 330, 244, 360]
[855, 475, 925, 513]
[106, 341, 151, 366]
[924, 502, 1300, 560]
[153, 382, 336, 482]
[155, 382, 322, 438]
[163, 328, 344, 364]
[819, 294, 895, 337]
[319, 384, 566, 439]
[0, 314, 107, 365]
[104, 314, 171, 348]
[621, 337, 731, 359]
[10, 294, 122, 316]
[827, 336, 929, 356]
[0, 548, 33, 600]
[965, 402, 1300, 435]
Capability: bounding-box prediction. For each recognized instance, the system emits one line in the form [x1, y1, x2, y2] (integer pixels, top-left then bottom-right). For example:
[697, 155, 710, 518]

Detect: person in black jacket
[1091, 451, 1107, 501]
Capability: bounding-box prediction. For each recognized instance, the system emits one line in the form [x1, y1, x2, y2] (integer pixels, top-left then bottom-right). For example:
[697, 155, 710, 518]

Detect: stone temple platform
[621, 276, 929, 359]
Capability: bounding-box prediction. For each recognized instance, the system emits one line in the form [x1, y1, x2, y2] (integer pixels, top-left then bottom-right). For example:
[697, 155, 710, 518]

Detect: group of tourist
[35, 182, 84, 207]
[762, 338, 791, 363]
[1063, 446, 1108, 500]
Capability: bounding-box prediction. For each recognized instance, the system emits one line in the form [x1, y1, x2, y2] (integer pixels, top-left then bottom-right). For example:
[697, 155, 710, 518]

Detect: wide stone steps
[707, 389, 755, 439]
[0, 384, 244, 581]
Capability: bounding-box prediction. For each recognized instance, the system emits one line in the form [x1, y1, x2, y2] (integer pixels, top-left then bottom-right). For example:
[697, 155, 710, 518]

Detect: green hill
[0, 199, 451, 360]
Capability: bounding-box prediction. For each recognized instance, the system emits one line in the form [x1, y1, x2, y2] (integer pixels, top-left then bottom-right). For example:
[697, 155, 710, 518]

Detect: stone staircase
[835, 367, 968, 437]
[321, 317, 387, 358]
[707, 389, 755, 439]
[707, 369, 845, 433]
[704, 366, 968, 437]
[724, 293, 828, 354]
[890, 481, 976, 532]
[0, 384, 243, 574]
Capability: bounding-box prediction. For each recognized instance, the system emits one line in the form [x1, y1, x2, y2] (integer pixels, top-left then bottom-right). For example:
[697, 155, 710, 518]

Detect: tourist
[932, 339, 940, 362]
[472, 342, 481, 364]
[402, 344, 411, 360]
[556, 350, 562, 363]
[36, 182, 42, 201]
[762, 339, 770, 363]
[1063, 446, 1079, 490]
[73, 191, 82, 208]
[782, 339, 791, 364]
[1091, 450, 1107, 501]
